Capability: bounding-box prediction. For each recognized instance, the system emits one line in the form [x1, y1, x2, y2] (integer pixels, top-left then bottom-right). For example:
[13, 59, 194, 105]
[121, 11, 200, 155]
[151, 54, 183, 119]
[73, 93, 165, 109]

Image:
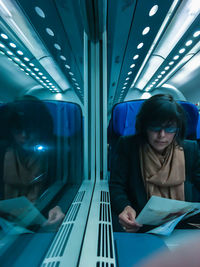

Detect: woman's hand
[119, 205, 142, 232]
[43, 206, 65, 231]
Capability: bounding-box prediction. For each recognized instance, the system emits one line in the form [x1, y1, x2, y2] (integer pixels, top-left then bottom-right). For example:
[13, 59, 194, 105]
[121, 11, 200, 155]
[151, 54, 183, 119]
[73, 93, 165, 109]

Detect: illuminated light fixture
[54, 43, 61, 50]
[60, 55, 66, 61]
[124, 82, 128, 85]
[1, 33, 8, 39]
[0, 51, 5, 55]
[142, 27, 150, 35]
[34, 67, 39, 71]
[128, 71, 132, 75]
[152, 82, 156, 84]
[25, 72, 29, 75]
[149, 5, 158, 17]
[17, 50, 23, 55]
[31, 72, 35, 75]
[46, 28, 54, 36]
[141, 92, 151, 99]
[173, 55, 179, 60]
[46, 80, 50, 82]
[130, 64, 135, 68]
[55, 93, 62, 100]
[24, 57, 29, 61]
[0, 0, 71, 92]
[21, 63, 25, 66]
[35, 6, 45, 18]
[29, 63, 34, 66]
[122, 86, 126, 89]
[133, 55, 139, 60]
[164, 66, 170, 70]
[193, 31, 200, 37]
[155, 78, 159, 81]
[169, 61, 174, 65]
[179, 48, 185, 54]
[133, 0, 200, 90]
[0, 43, 5, 48]
[38, 72, 43, 75]
[162, 83, 178, 90]
[185, 40, 193, 46]
[9, 42, 16, 48]
[7, 51, 13, 55]
[161, 71, 166, 74]
[69, 72, 74, 76]
[137, 43, 144, 49]
[26, 68, 31, 71]
[14, 57, 20, 61]
[125, 77, 130, 81]
[65, 64, 70, 69]
[77, 87, 80, 90]
[158, 75, 162, 78]
[42, 76, 47, 79]
[72, 78, 76, 81]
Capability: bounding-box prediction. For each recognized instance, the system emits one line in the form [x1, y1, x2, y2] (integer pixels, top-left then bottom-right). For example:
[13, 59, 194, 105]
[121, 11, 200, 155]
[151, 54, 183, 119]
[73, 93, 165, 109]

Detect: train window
[0, 98, 83, 264]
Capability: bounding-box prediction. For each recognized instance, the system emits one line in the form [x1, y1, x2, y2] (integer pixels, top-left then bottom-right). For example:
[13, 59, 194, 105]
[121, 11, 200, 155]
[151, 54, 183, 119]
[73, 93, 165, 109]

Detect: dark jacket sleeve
[109, 137, 133, 215]
[184, 140, 200, 202]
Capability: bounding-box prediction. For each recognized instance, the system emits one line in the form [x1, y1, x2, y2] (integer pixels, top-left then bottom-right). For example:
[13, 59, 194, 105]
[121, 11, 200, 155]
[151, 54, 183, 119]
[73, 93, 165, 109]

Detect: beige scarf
[3, 147, 47, 203]
[139, 142, 185, 200]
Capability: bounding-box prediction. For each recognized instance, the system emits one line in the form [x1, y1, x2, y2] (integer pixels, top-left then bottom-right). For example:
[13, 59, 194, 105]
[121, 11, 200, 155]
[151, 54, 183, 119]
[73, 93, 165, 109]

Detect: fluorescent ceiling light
[0, 0, 71, 91]
[134, 0, 200, 90]
[135, 56, 164, 90]
[141, 92, 151, 99]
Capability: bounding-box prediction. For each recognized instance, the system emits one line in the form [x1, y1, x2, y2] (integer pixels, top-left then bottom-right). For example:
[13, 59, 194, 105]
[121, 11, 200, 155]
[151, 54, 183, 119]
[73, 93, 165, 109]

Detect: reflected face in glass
[12, 129, 39, 150]
[147, 123, 178, 154]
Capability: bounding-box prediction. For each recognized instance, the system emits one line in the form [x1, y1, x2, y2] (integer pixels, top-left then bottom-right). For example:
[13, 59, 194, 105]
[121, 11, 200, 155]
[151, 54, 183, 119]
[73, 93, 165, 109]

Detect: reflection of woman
[109, 94, 200, 232]
[0, 97, 64, 227]
[2, 98, 53, 203]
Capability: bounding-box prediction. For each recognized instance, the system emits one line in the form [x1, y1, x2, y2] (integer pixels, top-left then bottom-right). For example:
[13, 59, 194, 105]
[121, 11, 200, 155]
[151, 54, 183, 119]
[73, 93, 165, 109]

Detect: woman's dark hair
[2, 97, 53, 144]
[135, 94, 186, 144]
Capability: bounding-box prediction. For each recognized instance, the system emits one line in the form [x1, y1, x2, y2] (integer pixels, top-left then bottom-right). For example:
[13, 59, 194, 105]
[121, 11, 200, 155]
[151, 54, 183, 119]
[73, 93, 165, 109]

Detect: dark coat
[109, 135, 200, 216]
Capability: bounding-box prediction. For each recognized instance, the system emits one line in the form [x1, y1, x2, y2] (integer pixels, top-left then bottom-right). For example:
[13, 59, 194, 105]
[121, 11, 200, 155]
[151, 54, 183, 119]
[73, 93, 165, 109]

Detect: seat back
[109, 100, 199, 139]
[108, 100, 200, 169]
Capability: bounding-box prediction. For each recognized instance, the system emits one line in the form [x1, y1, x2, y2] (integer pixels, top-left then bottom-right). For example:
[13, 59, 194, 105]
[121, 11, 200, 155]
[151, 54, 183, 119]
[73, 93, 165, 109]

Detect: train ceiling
[0, 0, 199, 112]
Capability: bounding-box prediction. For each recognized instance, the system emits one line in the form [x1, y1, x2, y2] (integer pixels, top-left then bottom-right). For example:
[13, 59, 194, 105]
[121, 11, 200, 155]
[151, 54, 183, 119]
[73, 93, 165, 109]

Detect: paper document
[0, 196, 46, 231]
[136, 196, 200, 236]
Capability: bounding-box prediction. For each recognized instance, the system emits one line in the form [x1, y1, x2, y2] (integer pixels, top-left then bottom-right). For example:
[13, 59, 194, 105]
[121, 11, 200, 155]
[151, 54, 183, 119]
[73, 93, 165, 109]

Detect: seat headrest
[110, 100, 199, 139]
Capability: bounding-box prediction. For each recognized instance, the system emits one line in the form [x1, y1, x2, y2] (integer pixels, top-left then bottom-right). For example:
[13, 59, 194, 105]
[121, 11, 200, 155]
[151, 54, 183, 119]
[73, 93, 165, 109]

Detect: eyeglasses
[148, 126, 178, 133]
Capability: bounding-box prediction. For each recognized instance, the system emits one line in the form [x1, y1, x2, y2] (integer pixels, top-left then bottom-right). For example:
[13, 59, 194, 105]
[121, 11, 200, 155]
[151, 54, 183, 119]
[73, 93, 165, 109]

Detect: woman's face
[146, 124, 177, 154]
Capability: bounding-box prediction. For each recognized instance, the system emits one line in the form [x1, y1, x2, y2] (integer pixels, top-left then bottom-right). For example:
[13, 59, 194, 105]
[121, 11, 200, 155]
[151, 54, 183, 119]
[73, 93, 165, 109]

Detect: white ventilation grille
[78, 183, 116, 267]
[96, 262, 115, 267]
[96, 191, 114, 266]
[41, 191, 86, 266]
[42, 262, 60, 267]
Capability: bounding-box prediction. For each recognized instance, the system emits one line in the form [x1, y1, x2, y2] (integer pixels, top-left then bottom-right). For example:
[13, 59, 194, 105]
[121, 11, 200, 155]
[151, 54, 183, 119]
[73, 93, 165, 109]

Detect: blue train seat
[108, 99, 200, 170]
[109, 100, 199, 139]
[44, 101, 82, 137]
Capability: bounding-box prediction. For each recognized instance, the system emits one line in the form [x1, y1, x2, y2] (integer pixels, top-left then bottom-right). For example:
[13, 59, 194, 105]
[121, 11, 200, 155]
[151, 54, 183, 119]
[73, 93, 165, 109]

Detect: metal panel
[41, 181, 94, 267]
[79, 181, 116, 267]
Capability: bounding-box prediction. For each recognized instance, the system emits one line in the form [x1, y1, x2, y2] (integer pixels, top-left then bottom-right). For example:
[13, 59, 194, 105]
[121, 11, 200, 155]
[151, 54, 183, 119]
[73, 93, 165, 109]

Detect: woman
[109, 94, 200, 232]
[0, 97, 64, 229]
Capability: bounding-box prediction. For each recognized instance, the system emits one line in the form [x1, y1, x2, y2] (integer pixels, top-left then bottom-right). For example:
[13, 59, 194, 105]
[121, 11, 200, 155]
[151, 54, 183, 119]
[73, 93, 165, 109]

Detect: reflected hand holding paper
[43, 206, 65, 231]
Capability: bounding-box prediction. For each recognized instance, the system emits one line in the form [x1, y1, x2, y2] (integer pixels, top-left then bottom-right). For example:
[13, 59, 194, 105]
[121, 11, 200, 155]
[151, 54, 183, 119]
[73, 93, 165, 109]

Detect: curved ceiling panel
[16, 0, 84, 101]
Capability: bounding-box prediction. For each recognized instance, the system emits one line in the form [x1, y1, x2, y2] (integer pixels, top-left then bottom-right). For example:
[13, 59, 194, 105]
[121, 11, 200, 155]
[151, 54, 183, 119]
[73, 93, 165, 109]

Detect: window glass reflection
[0, 97, 83, 262]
